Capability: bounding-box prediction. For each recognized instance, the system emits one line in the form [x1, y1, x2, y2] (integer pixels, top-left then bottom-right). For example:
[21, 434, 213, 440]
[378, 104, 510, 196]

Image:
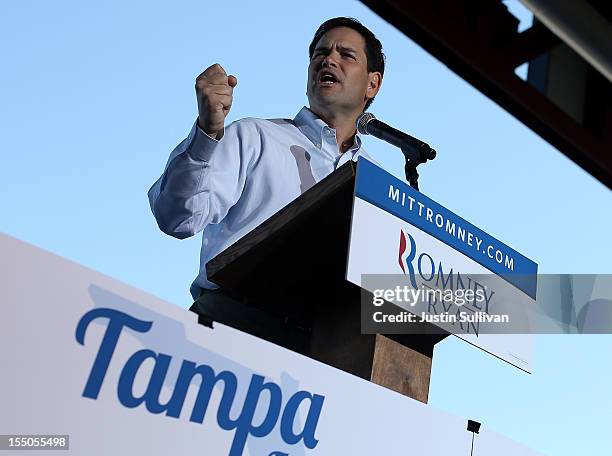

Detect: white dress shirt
[148, 106, 374, 299]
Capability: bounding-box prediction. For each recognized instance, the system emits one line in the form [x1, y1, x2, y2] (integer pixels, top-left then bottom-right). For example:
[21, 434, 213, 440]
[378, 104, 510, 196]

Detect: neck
[310, 107, 360, 153]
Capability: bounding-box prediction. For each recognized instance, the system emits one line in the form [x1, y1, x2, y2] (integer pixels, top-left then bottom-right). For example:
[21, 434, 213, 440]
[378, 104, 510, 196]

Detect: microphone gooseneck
[356, 112, 437, 190]
[356, 112, 436, 160]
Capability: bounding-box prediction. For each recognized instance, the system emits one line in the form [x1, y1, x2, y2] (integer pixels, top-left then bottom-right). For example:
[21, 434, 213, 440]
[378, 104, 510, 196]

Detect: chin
[313, 91, 340, 105]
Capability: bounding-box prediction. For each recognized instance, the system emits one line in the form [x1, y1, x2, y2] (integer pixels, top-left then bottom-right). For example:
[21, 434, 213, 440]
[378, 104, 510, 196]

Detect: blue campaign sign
[354, 158, 538, 298]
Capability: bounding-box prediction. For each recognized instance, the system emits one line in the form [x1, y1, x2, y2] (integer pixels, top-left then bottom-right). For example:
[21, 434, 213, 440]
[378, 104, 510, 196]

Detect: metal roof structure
[362, 0, 612, 188]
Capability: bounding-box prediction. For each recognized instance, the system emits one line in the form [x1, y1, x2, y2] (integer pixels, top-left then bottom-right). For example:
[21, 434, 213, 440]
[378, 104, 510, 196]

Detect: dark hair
[309, 17, 385, 110]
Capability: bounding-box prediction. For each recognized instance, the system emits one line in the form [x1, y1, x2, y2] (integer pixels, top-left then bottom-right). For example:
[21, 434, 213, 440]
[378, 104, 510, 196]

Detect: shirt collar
[294, 106, 362, 152]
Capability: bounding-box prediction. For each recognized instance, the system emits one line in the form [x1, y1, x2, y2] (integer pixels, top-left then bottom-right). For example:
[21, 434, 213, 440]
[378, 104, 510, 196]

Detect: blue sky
[2, 1, 611, 454]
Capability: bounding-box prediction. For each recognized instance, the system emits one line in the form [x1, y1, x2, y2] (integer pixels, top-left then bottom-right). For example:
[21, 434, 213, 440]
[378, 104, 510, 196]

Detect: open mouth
[318, 71, 340, 86]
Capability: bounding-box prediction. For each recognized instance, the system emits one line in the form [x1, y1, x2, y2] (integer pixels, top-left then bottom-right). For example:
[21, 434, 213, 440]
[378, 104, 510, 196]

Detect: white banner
[0, 234, 540, 455]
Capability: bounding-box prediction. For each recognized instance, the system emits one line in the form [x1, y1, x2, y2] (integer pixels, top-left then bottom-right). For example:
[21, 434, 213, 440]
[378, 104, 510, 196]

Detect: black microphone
[356, 112, 436, 161]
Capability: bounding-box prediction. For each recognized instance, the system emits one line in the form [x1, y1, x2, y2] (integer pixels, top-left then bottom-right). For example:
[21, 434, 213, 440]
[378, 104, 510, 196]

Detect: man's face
[307, 27, 381, 117]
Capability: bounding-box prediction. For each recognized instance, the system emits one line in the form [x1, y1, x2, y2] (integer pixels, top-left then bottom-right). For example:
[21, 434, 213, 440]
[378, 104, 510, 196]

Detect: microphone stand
[401, 143, 436, 191]
[404, 157, 420, 191]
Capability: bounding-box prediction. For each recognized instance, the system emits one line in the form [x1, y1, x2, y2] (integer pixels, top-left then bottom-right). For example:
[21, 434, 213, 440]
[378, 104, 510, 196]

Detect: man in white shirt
[149, 17, 385, 344]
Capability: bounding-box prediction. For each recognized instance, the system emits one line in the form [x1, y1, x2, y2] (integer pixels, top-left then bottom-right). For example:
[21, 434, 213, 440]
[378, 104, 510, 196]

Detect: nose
[321, 53, 338, 68]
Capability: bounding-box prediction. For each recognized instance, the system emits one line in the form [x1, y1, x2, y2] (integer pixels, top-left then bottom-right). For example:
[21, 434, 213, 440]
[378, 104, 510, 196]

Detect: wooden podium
[207, 160, 447, 403]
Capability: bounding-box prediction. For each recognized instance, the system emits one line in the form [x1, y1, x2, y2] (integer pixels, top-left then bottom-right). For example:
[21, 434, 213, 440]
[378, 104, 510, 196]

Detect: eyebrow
[313, 44, 358, 55]
[338, 45, 357, 54]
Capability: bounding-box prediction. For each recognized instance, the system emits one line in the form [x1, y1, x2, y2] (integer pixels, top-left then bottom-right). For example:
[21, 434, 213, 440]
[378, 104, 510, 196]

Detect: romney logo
[398, 230, 418, 288]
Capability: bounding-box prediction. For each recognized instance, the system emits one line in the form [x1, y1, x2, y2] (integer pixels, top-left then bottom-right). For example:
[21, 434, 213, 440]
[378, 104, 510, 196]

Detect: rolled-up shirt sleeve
[148, 119, 255, 239]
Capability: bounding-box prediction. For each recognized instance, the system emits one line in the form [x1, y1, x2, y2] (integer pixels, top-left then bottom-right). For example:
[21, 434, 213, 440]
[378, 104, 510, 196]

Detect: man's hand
[195, 64, 238, 139]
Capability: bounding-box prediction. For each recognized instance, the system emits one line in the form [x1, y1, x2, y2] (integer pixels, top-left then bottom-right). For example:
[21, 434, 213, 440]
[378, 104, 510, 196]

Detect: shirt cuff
[186, 119, 226, 162]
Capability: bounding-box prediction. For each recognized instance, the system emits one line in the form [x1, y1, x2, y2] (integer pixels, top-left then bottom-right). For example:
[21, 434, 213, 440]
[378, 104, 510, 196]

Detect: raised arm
[148, 64, 251, 239]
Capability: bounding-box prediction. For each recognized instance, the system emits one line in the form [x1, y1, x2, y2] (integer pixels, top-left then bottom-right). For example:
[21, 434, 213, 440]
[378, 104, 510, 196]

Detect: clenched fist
[195, 63, 238, 139]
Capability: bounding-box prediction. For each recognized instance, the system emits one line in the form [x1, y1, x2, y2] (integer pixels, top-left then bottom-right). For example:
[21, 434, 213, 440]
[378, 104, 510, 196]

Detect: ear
[365, 71, 382, 100]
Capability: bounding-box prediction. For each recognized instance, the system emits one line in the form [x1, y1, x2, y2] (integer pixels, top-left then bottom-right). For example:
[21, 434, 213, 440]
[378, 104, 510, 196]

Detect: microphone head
[356, 112, 375, 135]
